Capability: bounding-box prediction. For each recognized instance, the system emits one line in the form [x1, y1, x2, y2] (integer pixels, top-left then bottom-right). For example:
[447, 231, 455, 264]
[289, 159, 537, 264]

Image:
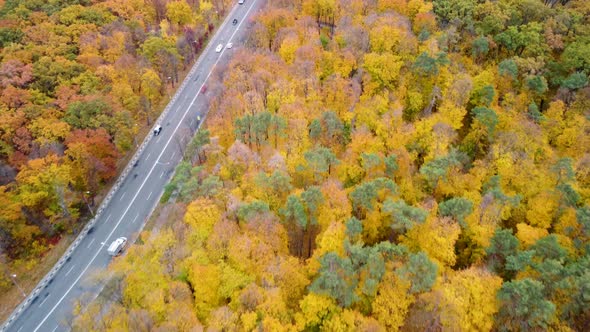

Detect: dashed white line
[160, 171, 165, 179]
[51, 325, 58, 332]
[32, 1, 258, 330]
[171, 151, 176, 159]
[105, 214, 111, 222]
[146, 152, 151, 160]
[119, 192, 126, 201]
[132, 213, 139, 224]
[87, 238, 95, 248]
[16, 326, 23, 332]
[147, 191, 153, 200]
[39, 296, 50, 308]
[64, 265, 75, 277]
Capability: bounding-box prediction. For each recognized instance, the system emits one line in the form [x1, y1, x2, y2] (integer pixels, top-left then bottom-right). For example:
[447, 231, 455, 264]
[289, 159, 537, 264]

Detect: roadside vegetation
[0, 0, 234, 319]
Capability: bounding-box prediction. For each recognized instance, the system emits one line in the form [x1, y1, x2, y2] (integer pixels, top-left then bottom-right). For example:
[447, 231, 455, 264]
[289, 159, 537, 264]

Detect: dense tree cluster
[0, 0, 232, 291]
[42, 0, 590, 330]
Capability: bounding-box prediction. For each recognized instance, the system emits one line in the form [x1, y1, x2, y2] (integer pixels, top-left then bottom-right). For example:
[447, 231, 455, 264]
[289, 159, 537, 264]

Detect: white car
[215, 44, 223, 52]
[226, 42, 233, 49]
[238, 0, 245, 4]
[107, 237, 127, 256]
[153, 125, 162, 136]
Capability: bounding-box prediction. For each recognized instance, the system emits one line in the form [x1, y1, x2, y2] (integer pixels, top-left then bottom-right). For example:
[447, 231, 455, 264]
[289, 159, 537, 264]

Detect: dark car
[232, 18, 238, 25]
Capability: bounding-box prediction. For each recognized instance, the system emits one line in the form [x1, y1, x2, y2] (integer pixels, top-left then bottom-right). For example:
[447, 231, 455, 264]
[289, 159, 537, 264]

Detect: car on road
[107, 237, 127, 256]
[215, 44, 223, 52]
[238, 0, 245, 4]
[153, 125, 162, 136]
[226, 42, 233, 49]
[232, 18, 238, 25]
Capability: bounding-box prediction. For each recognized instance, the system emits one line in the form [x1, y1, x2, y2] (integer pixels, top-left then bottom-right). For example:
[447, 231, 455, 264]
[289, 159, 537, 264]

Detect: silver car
[107, 237, 127, 256]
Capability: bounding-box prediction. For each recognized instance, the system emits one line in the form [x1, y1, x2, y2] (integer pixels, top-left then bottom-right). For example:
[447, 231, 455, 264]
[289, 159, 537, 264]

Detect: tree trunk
[307, 226, 315, 259]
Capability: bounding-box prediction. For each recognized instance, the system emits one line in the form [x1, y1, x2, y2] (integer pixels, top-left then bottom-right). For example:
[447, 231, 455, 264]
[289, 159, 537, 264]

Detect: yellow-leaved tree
[516, 222, 549, 247]
[402, 215, 461, 268]
[187, 262, 221, 323]
[307, 221, 347, 274]
[525, 191, 558, 230]
[295, 293, 341, 331]
[279, 34, 299, 65]
[118, 230, 177, 322]
[406, 267, 502, 331]
[372, 271, 414, 331]
[363, 52, 404, 91]
[439, 267, 502, 331]
[166, 0, 193, 27]
[184, 198, 222, 248]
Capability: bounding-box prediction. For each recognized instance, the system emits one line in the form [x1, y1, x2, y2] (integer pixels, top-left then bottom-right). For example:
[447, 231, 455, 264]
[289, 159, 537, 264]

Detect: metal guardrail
[0, 16, 222, 331]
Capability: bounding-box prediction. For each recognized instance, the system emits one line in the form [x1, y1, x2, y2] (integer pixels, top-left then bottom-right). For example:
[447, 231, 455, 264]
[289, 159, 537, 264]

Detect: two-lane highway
[3, 1, 264, 331]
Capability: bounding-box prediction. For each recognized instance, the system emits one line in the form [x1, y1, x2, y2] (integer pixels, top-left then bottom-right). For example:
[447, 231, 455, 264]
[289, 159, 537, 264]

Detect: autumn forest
[3, 0, 590, 331]
[0, 0, 231, 318]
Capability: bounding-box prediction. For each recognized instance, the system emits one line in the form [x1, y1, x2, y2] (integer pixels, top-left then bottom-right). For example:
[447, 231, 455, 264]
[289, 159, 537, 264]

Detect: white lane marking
[38, 295, 50, 308]
[32, 2, 258, 330]
[51, 325, 59, 332]
[156, 136, 161, 143]
[64, 265, 75, 277]
[171, 151, 176, 159]
[146, 152, 151, 160]
[105, 214, 111, 222]
[86, 238, 95, 249]
[119, 192, 126, 201]
[132, 213, 139, 224]
[17, 326, 23, 332]
[160, 171, 165, 179]
[147, 191, 153, 200]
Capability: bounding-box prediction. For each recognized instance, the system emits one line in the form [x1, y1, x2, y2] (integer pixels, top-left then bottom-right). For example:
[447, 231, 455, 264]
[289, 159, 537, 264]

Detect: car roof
[108, 238, 125, 251]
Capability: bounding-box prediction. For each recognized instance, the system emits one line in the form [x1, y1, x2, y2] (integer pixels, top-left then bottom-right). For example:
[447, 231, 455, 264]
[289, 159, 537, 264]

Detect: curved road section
[3, 0, 263, 331]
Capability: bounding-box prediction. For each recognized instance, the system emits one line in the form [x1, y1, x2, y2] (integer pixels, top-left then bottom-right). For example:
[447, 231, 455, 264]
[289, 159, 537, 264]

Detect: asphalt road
[4, 1, 263, 331]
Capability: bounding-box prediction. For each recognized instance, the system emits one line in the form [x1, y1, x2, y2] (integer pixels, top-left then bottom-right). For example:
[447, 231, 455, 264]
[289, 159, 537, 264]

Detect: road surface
[3, 1, 263, 331]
